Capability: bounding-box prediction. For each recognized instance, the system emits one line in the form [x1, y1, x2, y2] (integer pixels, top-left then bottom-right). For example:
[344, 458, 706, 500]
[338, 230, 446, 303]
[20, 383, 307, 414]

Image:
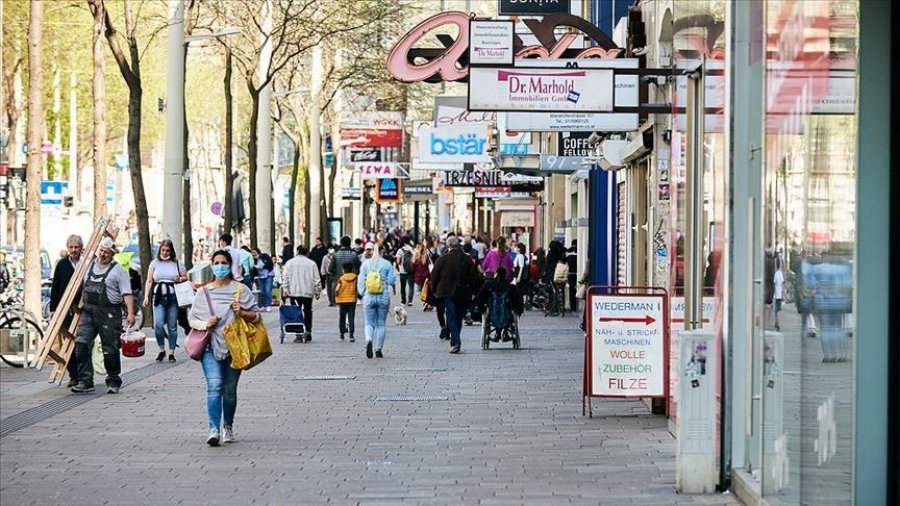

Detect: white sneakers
[207, 426, 234, 446]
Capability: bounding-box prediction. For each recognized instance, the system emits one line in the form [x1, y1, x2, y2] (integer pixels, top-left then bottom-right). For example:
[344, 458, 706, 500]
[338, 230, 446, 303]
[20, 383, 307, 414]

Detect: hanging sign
[348, 148, 382, 163]
[375, 178, 402, 202]
[469, 19, 515, 66]
[356, 162, 400, 179]
[588, 292, 667, 397]
[468, 67, 614, 112]
[418, 124, 492, 163]
[498, 0, 571, 16]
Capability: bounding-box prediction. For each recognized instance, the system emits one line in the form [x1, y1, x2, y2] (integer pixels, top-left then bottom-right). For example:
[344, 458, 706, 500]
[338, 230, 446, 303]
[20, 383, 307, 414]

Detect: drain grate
[294, 375, 356, 381]
[1, 360, 185, 438]
[373, 395, 449, 402]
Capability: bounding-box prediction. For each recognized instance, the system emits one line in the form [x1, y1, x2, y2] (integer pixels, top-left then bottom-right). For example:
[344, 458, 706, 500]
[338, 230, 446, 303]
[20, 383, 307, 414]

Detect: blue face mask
[212, 264, 230, 280]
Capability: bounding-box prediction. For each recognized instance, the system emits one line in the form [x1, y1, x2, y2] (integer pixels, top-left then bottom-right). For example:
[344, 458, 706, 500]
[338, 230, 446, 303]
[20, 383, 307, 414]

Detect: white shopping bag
[92, 337, 106, 376]
[173, 282, 195, 307]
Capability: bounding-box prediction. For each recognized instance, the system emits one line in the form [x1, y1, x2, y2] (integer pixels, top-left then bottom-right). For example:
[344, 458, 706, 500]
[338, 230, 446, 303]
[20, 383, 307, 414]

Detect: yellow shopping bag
[223, 285, 273, 370]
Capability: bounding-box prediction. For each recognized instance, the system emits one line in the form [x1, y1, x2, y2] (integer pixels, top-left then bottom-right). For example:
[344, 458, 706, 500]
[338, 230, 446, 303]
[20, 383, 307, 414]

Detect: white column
[308, 44, 323, 242]
[52, 67, 61, 178]
[162, 0, 185, 253]
[255, 0, 273, 251]
[68, 69, 78, 197]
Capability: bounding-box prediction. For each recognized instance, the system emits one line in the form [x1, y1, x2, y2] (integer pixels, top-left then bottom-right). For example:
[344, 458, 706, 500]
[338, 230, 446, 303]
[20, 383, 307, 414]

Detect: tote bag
[185, 288, 213, 361]
[174, 282, 195, 307]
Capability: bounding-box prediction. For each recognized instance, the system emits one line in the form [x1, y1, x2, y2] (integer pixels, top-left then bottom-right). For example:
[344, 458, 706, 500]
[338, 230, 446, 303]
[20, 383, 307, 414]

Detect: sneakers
[155, 351, 166, 362]
[106, 385, 120, 394]
[439, 328, 450, 340]
[71, 382, 95, 394]
[463, 316, 473, 326]
[366, 341, 373, 359]
[406, 302, 413, 307]
[221, 426, 234, 444]
[66, 378, 78, 388]
[349, 335, 355, 342]
[168, 354, 176, 363]
[340, 333, 345, 341]
[207, 427, 220, 446]
[375, 350, 383, 358]
[449, 345, 461, 354]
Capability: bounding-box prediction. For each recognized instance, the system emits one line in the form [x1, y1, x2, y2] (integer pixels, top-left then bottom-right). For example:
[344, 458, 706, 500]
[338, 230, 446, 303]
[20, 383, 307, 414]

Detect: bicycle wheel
[0, 314, 44, 368]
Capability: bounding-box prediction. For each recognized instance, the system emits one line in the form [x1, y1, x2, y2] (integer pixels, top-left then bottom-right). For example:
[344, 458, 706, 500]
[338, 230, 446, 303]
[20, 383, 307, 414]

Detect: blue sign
[106, 181, 115, 204]
[40, 180, 68, 205]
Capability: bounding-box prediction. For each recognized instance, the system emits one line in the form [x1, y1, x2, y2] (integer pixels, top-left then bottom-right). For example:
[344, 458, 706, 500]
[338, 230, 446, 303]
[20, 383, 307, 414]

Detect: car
[2, 246, 52, 282]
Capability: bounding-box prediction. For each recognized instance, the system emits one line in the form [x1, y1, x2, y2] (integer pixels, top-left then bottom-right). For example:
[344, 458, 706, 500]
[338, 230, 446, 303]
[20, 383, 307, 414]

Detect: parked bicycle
[0, 286, 44, 368]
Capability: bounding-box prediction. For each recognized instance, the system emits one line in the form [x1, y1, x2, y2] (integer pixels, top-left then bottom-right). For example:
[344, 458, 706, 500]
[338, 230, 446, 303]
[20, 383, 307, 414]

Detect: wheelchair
[480, 292, 521, 350]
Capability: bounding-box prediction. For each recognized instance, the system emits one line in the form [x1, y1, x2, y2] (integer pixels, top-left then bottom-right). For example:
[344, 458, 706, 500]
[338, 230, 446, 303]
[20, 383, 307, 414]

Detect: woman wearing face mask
[188, 250, 260, 446]
[143, 239, 187, 362]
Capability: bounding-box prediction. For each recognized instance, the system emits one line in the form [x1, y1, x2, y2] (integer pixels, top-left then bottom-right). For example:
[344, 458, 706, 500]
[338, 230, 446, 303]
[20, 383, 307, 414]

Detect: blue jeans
[363, 294, 390, 351]
[444, 297, 466, 348]
[201, 349, 242, 430]
[258, 276, 274, 307]
[153, 295, 179, 351]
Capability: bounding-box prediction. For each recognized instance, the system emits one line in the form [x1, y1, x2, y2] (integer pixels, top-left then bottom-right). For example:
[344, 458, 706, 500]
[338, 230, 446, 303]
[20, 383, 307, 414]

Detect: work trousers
[74, 305, 123, 388]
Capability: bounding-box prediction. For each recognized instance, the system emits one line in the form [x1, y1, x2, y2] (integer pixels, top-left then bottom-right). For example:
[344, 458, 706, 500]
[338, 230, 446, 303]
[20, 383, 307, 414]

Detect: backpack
[553, 262, 569, 284]
[402, 249, 413, 273]
[490, 291, 509, 329]
[365, 267, 384, 295]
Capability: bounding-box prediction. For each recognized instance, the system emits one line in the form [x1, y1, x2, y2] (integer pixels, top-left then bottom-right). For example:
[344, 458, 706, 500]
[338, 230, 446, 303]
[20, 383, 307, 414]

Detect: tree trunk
[303, 159, 311, 248]
[247, 84, 259, 248]
[126, 74, 151, 294]
[24, 0, 43, 320]
[223, 45, 233, 236]
[288, 140, 299, 245]
[181, 47, 193, 269]
[90, 0, 107, 219]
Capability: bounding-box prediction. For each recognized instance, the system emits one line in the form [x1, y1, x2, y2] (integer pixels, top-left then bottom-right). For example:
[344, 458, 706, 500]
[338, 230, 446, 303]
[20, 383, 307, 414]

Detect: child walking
[335, 262, 358, 342]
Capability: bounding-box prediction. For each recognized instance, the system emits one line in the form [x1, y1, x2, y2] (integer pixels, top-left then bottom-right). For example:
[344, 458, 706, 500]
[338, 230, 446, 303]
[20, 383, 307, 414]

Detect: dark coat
[430, 248, 481, 301]
[309, 244, 328, 268]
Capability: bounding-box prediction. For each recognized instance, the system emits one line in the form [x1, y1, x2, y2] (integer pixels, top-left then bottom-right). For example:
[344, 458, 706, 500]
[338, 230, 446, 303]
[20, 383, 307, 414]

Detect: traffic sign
[587, 291, 667, 398]
[210, 201, 223, 216]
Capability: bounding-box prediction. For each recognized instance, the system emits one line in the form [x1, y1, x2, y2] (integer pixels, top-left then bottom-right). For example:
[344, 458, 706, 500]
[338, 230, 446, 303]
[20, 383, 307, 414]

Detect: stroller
[278, 303, 306, 344]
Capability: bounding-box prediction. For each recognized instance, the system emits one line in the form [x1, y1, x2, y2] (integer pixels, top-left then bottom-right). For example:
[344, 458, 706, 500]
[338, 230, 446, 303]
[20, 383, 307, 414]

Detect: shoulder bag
[185, 288, 214, 361]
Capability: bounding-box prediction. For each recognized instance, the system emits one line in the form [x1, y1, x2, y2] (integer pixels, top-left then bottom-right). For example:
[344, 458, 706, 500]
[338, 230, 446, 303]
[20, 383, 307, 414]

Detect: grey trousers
[74, 305, 123, 388]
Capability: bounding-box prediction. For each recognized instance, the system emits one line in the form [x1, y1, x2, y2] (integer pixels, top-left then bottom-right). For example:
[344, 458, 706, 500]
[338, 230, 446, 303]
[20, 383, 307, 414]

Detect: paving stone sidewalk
[0, 298, 738, 505]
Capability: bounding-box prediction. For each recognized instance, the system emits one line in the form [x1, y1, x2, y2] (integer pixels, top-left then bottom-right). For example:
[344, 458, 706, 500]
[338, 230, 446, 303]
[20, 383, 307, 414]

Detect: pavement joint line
[294, 375, 356, 381]
[0, 359, 187, 438]
[373, 394, 451, 402]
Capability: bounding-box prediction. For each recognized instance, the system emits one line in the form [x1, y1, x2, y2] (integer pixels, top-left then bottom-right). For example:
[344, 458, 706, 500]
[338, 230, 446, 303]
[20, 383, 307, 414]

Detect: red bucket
[121, 331, 146, 358]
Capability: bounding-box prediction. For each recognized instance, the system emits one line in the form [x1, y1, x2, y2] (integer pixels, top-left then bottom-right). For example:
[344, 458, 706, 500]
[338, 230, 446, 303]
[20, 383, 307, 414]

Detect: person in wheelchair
[476, 267, 523, 342]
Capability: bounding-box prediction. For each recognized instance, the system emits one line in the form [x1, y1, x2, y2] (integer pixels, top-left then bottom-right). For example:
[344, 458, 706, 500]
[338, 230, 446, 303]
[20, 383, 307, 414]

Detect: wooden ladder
[34, 218, 114, 384]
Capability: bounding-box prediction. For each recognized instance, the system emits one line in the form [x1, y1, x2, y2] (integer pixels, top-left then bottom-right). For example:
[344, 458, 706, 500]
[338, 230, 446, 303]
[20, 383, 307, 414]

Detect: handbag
[420, 278, 430, 303]
[173, 281, 195, 307]
[223, 285, 273, 370]
[185, 288, 214, 361]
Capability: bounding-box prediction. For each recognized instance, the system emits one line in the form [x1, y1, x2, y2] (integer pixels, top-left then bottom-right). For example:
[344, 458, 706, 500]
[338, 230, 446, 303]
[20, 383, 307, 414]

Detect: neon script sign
[387, 11, 622, 83]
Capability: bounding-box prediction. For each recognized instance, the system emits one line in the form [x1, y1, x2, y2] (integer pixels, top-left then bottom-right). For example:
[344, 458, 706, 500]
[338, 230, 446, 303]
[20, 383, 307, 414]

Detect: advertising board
[469, 20, 514, 66]
[355, 162, 401, 179]
[588, 293, 666, 397]
[375, 178, 401, 202]
[340, 111, 403, 148]
[469, 67, 614, 112]
[418, 124, 492, 163]
[505, 58, 639, 132]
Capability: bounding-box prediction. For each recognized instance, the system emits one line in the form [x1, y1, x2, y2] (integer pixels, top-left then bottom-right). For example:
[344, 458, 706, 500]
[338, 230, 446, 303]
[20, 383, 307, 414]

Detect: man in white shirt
[773, 267, 784, 331]
[282, 245, 321, 342]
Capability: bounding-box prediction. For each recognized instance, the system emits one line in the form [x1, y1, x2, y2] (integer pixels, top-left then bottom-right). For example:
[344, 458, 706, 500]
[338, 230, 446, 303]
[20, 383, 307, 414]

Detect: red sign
[339, 128, 402, 148]
[356, 162, 400, 179]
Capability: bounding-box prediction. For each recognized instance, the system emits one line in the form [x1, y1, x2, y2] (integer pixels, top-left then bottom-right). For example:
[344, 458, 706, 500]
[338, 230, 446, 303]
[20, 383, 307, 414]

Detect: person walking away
[411, 243, 431, 296]
[321, 246, 337, 306]
[335, 263, 358, 342]
[281, 236, 294, 264]
[566, 240, 578, 313]
[331, 236, 361, 276]
[218, 233, 243, 281]
[773, 265, 784, 331]
[281, 245, 321, 342]
[395, 237, 415, 306]
[49, 234, 84, 386]
[251, 248, 275, 309]
[239, 246, 255, 289]
[143, 239, 187, 363]
[482, 237, 514, 281]
[71, 238, 136, 394]
[357, 244, 395, 358]
[430, 236, 480, 354]
[188, 249, 260, 445]
[309, 237, 328, 294]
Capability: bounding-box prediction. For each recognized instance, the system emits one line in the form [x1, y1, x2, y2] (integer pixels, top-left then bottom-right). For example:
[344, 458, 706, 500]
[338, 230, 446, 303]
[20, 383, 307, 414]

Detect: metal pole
[308, 44, 323, 243]
[414, 201, 420, 243]
[256, 0, 274, 251]
[162, 0, 185, 253]
[684, 60, 705, 330]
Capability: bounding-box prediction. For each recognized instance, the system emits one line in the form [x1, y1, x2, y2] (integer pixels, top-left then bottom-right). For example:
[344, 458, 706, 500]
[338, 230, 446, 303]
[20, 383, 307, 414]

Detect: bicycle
[0, 287, 45, 368]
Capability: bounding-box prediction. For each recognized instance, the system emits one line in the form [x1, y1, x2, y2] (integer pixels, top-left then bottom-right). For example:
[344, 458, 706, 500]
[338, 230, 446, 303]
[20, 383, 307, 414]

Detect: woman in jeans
[357, 244, 395, 359]
[188, 250, 260, 446]
[143, 239, 187, 362]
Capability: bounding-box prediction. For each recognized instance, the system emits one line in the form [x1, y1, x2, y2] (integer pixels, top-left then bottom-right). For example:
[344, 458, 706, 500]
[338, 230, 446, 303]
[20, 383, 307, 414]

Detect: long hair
[496, 237, 507, 256]
[413, 243, 428, 264]
[157, 239, 177, 263]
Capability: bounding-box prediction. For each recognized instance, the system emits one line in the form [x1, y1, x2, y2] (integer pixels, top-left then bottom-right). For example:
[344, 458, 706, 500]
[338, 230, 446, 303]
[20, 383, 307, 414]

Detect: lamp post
[162, 0, 237, 254]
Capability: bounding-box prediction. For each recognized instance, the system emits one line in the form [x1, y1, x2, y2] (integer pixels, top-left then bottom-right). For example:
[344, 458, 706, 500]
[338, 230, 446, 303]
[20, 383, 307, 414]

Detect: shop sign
[340, 187, 361, 200]
[588, 294, 666, 397]
[540, 154, 585, 173]
[387, 11, 622, 83]
[348, 148, 381, 163]
[375, 178, 402, 202]
[403, 180, 435, 196]
[469, 67, 614, 112]
[412, 157, 465, 172]
[434, 96, 495, 126]
[341, 111, 403, 129]
[469, 20, 514, 66]
[500, 211, 535, 228]
[475, 186, 511, 199]
[442, 168, 502, 187]
[557, 132, 592, 157]
[340, 111, 403, 148]
[504, 58, 639, 132]
[418, 124, 492, 163]
[499, 172, 542, 184]
[356, 162, 400, 179]
[498, 0, 571, 16]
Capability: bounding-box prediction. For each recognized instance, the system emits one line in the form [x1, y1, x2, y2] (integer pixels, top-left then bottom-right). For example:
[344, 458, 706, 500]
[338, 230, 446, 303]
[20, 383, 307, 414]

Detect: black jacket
[430, 248, 481, 301]
[281, 244, 294, 263]
[49, 257, 78, 313]
[309, 244, 328, 268]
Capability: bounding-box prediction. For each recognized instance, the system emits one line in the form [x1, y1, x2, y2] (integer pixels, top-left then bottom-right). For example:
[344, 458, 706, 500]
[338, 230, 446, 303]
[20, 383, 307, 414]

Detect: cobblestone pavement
[1, 298, 738, 505]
